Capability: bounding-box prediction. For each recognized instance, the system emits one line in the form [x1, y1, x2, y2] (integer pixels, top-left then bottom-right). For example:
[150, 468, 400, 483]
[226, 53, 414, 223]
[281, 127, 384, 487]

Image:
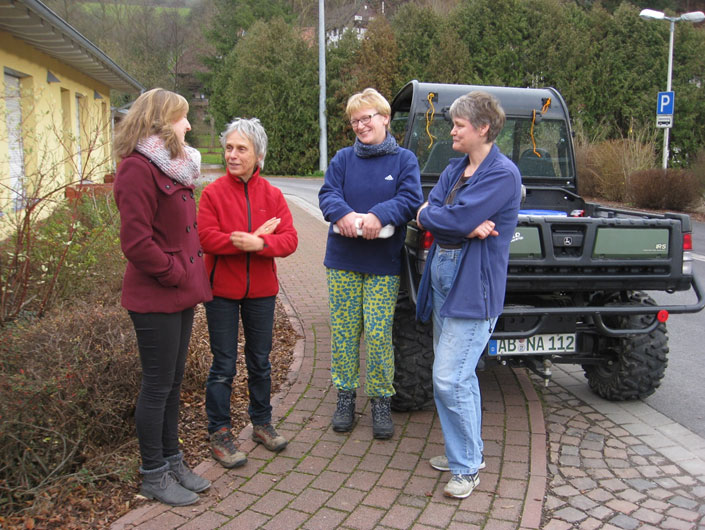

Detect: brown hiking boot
[252, 423, 288, 452]
[209, 427, 247, 468]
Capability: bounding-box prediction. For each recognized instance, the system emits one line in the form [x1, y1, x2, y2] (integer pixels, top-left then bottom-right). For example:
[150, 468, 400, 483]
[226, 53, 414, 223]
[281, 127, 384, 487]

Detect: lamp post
[639, 8, 705, 169]
[318, 0, 328, 172]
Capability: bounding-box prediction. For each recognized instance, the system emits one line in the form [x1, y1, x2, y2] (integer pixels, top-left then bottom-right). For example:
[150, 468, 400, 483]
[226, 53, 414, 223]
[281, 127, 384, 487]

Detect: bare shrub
[630, 168, 703, 211]
[0, 194, 122, 323]
[691, 149, 705, 195]
[574, 124, 657, 202]
[0, 301, 137, 511]
[574, 137, 602, 197]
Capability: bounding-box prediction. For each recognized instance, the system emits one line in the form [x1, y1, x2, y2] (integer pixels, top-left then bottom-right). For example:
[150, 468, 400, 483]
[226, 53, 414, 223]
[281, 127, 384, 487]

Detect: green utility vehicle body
[389, 80, 704, 408]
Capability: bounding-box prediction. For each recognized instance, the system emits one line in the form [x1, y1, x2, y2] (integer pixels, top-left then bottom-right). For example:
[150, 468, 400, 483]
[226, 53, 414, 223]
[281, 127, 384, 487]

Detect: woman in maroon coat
[113, 88, 212, 507]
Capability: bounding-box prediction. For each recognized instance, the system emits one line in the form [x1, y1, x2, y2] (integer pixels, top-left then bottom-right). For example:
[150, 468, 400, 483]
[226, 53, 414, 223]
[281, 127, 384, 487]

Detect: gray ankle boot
[165, 452, 211, 493]
[140, 462, 198, 506]
[332, 389, 356, 432]
[371, 397, 394, 439]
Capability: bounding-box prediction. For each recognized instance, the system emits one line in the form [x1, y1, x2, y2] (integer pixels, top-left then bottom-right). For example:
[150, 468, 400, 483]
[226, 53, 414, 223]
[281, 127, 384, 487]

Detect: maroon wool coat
[114, 152, 212, 313]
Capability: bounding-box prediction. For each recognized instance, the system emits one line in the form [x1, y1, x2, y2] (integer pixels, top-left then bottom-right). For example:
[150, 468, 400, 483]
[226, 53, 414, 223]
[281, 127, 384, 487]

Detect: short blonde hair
[114, 88, 189, 160]
[346, 88, 391, 128]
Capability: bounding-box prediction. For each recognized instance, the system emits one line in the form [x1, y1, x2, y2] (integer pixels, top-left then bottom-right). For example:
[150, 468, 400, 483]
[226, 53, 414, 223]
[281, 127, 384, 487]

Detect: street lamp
[639, 8, 705, 169]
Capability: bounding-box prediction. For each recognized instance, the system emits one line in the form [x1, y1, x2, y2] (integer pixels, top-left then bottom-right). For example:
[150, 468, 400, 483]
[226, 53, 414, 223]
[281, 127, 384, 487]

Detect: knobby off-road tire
[391, 294, 435, 411]
[583, 291, 669, 401]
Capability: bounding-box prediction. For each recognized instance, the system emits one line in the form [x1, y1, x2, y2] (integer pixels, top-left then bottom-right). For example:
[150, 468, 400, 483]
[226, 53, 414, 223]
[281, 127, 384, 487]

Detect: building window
[4, 72, 26, 210]
[75, 93, 84, 179]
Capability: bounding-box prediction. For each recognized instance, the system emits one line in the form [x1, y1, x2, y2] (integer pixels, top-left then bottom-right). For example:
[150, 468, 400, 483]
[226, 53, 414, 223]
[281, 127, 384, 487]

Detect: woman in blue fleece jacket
[318, 88, 422, 439]
[416, 91, 522, 499]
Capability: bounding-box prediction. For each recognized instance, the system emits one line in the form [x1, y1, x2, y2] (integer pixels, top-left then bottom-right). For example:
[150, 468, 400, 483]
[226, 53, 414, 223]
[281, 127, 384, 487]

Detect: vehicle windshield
[392, 113, 575, 182]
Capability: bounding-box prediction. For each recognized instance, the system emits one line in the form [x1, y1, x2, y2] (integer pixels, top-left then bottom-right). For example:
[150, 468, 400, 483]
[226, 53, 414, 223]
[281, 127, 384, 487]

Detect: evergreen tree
[200, 0, 295, 96]
[218, 18, 319, 174]
[326, 30, 364, 156]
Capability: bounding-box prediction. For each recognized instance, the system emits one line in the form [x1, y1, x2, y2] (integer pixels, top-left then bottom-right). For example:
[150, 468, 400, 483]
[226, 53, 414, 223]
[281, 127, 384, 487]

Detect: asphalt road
[646, 220, 705, 437]
[266, 176, 705, 438]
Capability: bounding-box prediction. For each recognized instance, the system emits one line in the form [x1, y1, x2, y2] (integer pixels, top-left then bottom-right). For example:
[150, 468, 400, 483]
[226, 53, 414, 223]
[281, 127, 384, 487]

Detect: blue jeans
[431, 248, 496, 476]
[205, 295, 276, 433]
[129, 309, 194, 470]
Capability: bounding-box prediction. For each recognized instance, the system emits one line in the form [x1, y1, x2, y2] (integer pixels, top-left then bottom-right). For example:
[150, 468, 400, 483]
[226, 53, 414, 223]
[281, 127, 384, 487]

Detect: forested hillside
[43, 0, 705, 172]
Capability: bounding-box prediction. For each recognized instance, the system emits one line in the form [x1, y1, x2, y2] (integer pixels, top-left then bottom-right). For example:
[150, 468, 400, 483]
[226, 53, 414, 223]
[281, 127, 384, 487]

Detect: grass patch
[200, 153, 223, 165]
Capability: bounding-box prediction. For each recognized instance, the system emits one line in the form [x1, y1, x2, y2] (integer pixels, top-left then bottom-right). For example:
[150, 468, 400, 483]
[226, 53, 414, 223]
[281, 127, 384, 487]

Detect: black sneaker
[371, 396, 394, 439]
[332, 389, 356, 432]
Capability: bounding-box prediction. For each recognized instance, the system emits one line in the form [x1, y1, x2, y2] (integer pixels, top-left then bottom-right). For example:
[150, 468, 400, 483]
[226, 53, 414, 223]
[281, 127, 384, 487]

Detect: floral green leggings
[326, 268, 400, 398]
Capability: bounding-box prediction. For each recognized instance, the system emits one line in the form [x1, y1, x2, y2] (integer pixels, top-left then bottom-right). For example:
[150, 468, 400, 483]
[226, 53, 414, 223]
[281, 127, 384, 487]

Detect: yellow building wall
[1, 29, 113, 235]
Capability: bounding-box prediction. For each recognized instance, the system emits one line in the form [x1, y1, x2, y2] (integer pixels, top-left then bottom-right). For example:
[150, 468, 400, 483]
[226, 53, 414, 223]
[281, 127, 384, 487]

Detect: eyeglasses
[349, 113, 379, 128]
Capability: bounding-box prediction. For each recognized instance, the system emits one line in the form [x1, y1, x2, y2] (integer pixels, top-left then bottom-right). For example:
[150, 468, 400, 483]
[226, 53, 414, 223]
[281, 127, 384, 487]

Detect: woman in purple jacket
[416, 91, 522, 499]
[113, 88, 212, 507]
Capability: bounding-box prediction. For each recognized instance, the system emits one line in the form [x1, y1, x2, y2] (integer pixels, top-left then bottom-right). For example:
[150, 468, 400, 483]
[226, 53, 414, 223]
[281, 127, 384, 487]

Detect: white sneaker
[444, 473, 480, 498]
[429, 455, 486, 472]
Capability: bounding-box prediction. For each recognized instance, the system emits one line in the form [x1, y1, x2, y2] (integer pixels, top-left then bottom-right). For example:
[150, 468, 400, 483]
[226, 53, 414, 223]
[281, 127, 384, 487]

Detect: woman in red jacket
[113, 88, 212, 507]
[198, 118, 298, 468]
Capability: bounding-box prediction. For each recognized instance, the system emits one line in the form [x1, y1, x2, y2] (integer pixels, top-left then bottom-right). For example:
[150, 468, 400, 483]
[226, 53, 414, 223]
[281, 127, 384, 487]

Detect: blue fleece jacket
[416, 144, 522, 321]
[318, 146, 422, 275]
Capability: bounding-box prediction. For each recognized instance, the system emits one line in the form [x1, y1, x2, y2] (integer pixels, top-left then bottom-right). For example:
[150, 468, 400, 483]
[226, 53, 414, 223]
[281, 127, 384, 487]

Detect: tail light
[683, 232, 693, 275]
[683, 232, 693, 251]
[421, 230, 434, 250]
[415, 230, 435, 275]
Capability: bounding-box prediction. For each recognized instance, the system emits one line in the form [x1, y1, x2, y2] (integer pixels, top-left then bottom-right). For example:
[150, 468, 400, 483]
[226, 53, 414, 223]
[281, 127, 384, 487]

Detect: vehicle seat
[421, 140, 457, 174]
[517, 148, 556, 177]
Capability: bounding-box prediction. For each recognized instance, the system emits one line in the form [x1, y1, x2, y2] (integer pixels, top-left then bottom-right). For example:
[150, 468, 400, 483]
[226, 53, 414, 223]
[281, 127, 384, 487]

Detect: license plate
[488, 333, 576, 356]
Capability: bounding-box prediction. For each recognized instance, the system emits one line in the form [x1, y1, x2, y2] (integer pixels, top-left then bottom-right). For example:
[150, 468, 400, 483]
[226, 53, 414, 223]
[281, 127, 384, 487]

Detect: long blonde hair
[114, 88, 189, 160]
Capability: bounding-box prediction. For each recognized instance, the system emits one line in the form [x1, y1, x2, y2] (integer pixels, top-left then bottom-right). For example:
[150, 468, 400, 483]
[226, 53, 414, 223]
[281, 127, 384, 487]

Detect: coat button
[189, 256, 194, 263]
[193, 222, 197, 229]
[198, 250, 203, 257]
[190, 192, 195, 199]
[186, 225, 191, 233]
[182, 194, 187, 201]
[165, 184, 170, 189]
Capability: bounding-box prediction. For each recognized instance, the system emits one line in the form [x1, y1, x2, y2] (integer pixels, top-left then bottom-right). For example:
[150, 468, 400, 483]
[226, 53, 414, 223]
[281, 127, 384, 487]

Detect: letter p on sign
[657, 91, 674, 115]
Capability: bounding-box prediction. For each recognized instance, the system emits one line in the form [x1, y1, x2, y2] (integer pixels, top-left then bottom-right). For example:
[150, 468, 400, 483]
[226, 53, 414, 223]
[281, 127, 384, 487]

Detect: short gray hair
[220, 117, 268, 169]
[449, 91, 505, 144]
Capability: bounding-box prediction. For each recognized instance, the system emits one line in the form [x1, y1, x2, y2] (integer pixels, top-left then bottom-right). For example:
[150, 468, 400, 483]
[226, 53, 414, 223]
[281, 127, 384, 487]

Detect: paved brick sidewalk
[110, 200, 547, 530]
[536, 370, 705, 529]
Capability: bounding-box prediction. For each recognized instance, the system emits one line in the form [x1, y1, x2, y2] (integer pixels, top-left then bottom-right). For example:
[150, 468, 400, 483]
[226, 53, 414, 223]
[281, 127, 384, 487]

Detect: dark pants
[129, 308, 194, 471]
[205, 295, 276, 434]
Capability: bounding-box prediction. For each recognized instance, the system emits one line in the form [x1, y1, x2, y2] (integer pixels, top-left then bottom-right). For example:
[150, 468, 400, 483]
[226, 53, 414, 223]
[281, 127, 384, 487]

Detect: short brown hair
[449, 91, 505, 143]
[113, 88, 189, 160]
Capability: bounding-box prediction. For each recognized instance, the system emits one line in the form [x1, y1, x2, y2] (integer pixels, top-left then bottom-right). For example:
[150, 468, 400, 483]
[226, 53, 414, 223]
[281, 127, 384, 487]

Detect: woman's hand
[254, 217, 280, 236]
[468, 220, 498, 240]
[416, 202, 428, 230]
[230, 231, 265, 251]
[359, 213, 382, 240]
[335, 212, 361, 238]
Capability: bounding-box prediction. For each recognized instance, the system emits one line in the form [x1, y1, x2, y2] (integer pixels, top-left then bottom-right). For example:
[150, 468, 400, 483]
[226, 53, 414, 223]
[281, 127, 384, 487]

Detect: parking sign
[657, 91, 674, 115]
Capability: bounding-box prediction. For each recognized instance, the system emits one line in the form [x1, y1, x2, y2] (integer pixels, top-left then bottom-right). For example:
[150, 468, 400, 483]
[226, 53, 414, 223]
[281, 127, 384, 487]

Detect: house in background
[0, 0, 142, 232]
[326, 1, 380, 44]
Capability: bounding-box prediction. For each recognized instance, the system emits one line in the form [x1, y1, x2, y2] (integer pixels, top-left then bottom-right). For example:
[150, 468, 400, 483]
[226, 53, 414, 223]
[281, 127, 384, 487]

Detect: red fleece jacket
[197, 168, 298, 300]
